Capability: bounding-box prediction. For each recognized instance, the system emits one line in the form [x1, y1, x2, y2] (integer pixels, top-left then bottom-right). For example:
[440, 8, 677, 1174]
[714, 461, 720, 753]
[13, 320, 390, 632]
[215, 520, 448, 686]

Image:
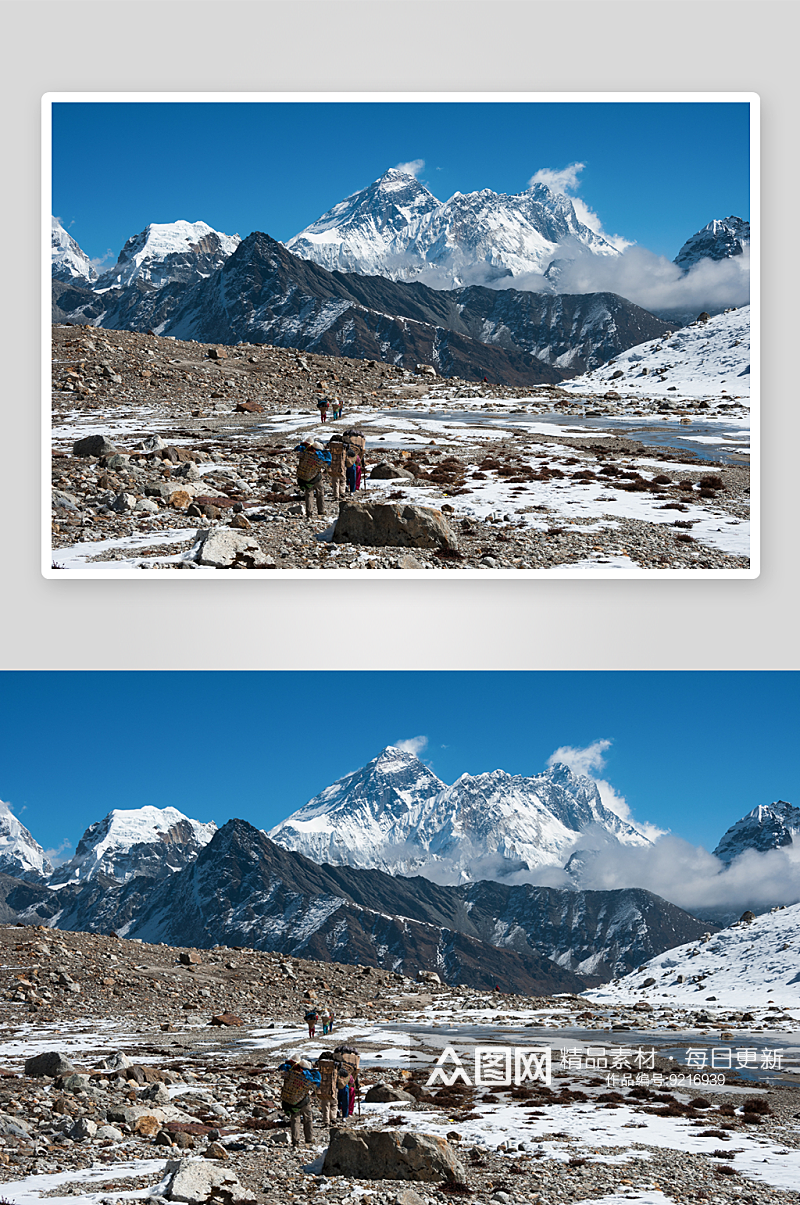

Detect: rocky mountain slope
[0, 801, 52, 881]
[285, 167, 620, 287]
[48, 806, 218, 885]
[54, 225, 674, 382]
[269, 746, 649, 883]
[674, 216, 750, 271]
[561, 305, 750, 401]
[713, 800, 800, 863]
[4, 818, 711, 988]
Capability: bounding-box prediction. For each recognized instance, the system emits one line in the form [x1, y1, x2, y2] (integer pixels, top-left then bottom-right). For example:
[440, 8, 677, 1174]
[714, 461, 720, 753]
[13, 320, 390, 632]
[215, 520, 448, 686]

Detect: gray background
[4, 1, 793, 670]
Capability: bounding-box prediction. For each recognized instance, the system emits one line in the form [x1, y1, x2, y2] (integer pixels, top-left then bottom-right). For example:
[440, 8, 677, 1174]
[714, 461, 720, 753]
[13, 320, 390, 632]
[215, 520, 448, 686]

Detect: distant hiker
[330, 397, 341, 420]
[304, 1006, 319, 1038]
[328, 437, 347, 503]
[320, 1007, 332, 1036]
[279, 1053, 320, 1145]
[333, 1044, 360, 1118]
[295, 440, 332, 519]
[317, 396, 330, 423]
[316, 1050, 339, 1126]
[328, 1009, 335, 1033]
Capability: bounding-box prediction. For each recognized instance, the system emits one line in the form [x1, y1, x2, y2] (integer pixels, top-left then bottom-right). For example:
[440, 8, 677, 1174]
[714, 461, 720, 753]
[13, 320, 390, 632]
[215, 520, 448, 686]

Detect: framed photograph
[43, 93, 757, 578]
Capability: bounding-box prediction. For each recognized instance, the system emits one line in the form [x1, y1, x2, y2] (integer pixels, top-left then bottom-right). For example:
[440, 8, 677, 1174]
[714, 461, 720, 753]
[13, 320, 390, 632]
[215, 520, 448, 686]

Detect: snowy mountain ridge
[95, 220, 241, 291]
[51, 217, 97, 284]
[588, 901, 800, 1008]
[713, 800, 800, 864]
[560, 305, 750, 400]
[268, 746, 649, 885]
[674, 216, 750, 272]
[285, 169, 620, 289]
[48, 805, 217, 885]
[0, 801, 52, 881]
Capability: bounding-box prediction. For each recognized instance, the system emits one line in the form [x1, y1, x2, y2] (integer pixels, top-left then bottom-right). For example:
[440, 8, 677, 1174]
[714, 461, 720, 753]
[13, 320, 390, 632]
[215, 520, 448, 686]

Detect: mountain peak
[713, 799, 800, 863]
[0, 800, 52, 881]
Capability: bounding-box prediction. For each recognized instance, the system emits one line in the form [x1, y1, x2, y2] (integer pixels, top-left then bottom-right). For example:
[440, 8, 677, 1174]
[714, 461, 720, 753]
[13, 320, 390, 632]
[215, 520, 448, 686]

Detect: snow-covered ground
[560, 308, 750, 402]
[587, 903, 800, 1009]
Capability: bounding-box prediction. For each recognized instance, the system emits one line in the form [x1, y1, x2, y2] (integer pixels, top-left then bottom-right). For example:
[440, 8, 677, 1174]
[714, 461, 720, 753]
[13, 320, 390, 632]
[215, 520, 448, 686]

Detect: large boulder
[369, 461, 415, 481]
[363, 1083, 416, 1104]
[192, 528, 270, 568]
[24, 1051, 76, 1078]
[72, 434, 119, 458]
[164, 1157, 245, 1203]
[322, 1127, 465, 1182]
[333, 500, 457, 550]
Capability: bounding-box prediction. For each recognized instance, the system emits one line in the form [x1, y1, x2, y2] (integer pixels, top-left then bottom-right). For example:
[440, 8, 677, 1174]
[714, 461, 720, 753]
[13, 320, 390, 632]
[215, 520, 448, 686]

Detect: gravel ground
[1, 928, 796, 1205]
[49, 326, 751, 574]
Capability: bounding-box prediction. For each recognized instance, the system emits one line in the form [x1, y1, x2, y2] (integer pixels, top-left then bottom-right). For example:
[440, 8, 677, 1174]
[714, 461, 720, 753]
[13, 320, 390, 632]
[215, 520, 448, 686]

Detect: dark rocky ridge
[55, 232, 674, 383]
[6, 821, 713, 992]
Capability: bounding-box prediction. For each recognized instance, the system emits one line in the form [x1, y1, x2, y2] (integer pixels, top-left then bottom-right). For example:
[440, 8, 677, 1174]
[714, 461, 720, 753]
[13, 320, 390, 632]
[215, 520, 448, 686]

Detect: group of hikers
[304, 1005, 334, 1037]
[315, 395, 344, 423]
[294, 427, 367, 519]
[278, 1044, 361, 1146]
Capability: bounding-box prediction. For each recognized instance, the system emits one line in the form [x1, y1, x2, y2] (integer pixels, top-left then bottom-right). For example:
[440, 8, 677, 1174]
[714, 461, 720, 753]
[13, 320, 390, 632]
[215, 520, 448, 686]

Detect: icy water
[387, 1022, 800, 1086]
[384, 410, 750, 464]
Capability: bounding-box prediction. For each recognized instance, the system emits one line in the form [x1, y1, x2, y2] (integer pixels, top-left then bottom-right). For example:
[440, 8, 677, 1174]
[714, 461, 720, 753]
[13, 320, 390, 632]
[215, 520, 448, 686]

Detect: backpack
[317, 398, 329, 410]
[304, 1009, 318, 1022]
[297, 446, 321, 482]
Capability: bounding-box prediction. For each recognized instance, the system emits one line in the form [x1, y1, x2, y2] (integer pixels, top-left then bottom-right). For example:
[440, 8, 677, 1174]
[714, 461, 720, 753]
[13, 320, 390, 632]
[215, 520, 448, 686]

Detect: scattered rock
[164, 1157, 244, 1202]
[322, 1126, 466, 1182]
[363, 1083, 417, 1104]
[192, 528, 270, 568]
[72, 434, 118, 458]
[333, 500, 457, 550]
[24, 1050, 76, 1078]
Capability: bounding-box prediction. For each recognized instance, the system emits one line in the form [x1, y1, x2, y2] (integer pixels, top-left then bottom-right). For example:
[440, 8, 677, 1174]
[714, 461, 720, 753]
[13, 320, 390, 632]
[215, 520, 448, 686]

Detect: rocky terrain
[0, 924, 798, 1205]
[49, 325, 750, 574]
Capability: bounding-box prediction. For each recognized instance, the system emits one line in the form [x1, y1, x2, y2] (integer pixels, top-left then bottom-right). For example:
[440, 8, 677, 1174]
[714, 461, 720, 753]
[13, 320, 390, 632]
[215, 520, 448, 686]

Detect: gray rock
[110, 492, 137, 513]
[164, 1157, 244, 1202]
[193, 528, 269, 569]
[0, 1112, 32, 1138]
[70, 1116, 97, 1141]
[95, 1124, 123, 1142]
[396, 554, 423, 569]
[363, 1083, 416, 1104]
[73, 434, 118, 458]
[103, 454, 131, 470]
[135, 498, 159, 513]
[369, 462, 415, 481]
[24, 1051, 76, 1078]
[333, 500, 457, 551]
[141, 435, 168, 452]
[394, 1191, 425, 1205]
[60, 1073, 92, 1093]
[417, 970, 441, 984]
[140, 1082, 171, 1104]
[322, 1127, 466, 1183]
[174, 462, 201, 481]
[53, 489, 81, 512]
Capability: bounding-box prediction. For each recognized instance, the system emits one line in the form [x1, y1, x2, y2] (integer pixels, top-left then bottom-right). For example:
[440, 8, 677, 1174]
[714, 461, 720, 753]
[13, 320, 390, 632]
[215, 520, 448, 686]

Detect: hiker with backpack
[279, 1053, 321, 1146]
[316, 1050, 340, 1126]
[317, 396, 330, 423]
[342, 429, 367, 494]
[294, 440, 332, 519]
[304, 1006, 319, 1038]
[327, 437, 347, 503]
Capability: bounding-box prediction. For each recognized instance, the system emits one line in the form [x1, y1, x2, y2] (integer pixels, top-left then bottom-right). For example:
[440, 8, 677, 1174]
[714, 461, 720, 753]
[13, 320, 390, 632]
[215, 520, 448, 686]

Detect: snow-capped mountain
[48, 806, 217, 886]
[0, 801, 52, 881]
[588, 902, 800, 1008]
[674, 216, 750, 272]
[560, 305, 750, 401]
[51, 217, 97, 284]
[713, 801, 800, 864]
[94, 220, 240, 291]
[285, 169, 620, 288]
[269, 746, 649, 885]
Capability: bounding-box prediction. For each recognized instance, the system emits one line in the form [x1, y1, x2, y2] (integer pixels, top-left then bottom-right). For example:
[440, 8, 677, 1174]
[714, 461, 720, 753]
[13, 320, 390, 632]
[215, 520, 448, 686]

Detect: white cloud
[394, 735, 429, 757]
[536, 240, 751, 316]
[394, 159, 425, 177]
[43, 839, 74, 867]
[529, 163, 585, 194]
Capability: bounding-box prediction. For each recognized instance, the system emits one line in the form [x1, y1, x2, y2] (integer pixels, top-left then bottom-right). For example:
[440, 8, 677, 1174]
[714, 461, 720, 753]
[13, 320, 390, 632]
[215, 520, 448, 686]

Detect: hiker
[342, 429, 366, 495]
[328, 1009, 335, 1033]
[316, 1050, 339, 1126]
[317, 396, 330, 423]
[320, 1007, 332, 1036]
[336, 1062, 355, 1119]
[304, 1006, 319, 1038]
[328, 437, 347, 503]
[279, 1053, 320, 1146]
[295, 440, 331, 519]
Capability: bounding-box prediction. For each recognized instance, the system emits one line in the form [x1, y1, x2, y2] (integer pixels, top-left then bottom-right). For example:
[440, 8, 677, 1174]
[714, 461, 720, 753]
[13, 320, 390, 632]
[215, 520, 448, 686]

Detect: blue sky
[0, 671, 792, 865]
[51, 100, 750, 269]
